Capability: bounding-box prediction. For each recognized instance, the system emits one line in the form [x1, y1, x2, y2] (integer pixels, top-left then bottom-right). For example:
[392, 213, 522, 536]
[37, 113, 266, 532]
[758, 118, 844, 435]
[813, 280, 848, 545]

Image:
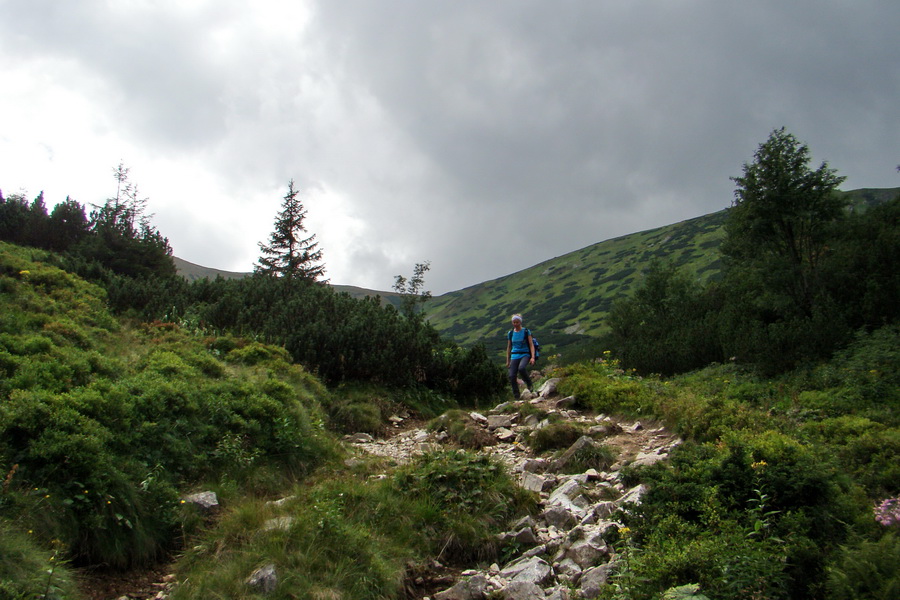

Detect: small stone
[247, 563, 277, 594]
[495, 427, 517, 442]
[262, 516, 294, 532]
[520, 472, 547, 493]
[182, 491, 219, 511]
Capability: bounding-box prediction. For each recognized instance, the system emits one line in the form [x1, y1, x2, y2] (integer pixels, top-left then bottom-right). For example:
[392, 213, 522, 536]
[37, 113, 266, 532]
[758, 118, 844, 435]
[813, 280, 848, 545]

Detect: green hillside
[425, 187, 898, 357]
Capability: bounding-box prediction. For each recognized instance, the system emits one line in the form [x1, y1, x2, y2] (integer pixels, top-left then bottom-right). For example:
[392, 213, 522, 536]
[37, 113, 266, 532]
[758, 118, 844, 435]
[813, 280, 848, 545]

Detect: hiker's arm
[527, 335, 536, 364]
[506, 339, 511, 366]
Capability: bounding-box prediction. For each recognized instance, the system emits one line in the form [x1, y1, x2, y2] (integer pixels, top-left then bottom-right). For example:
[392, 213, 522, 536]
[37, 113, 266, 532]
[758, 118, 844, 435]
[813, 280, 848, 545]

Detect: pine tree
[256, 179, 326, 282]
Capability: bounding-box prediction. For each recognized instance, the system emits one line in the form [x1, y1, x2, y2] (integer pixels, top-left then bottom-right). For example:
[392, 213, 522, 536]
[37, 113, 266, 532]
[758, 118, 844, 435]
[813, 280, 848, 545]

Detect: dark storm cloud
[304, 0, 900, 291]
[1, 1, 897, 294]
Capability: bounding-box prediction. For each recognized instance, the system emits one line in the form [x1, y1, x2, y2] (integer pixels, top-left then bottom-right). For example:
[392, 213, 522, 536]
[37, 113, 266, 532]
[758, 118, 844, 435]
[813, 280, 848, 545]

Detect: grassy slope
[425, 210, 727, 355]
[425, 187, 898, 357]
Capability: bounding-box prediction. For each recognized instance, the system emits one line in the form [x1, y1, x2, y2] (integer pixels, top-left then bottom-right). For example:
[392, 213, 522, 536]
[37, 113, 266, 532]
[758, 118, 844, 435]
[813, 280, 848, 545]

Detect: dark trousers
[508, 356, 533, 398]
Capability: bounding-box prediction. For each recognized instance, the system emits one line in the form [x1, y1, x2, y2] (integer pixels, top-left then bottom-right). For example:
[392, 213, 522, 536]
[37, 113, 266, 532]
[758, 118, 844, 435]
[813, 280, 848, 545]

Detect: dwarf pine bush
[0, 246, 335, 569]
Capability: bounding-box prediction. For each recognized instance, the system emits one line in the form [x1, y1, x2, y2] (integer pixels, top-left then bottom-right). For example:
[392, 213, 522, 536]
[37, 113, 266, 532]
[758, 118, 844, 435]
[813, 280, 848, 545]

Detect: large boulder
[434, 574, 488, 600]
[579, 563, 616, 599]
[499, 556, 554, 586]
[499, 581, 545, 600]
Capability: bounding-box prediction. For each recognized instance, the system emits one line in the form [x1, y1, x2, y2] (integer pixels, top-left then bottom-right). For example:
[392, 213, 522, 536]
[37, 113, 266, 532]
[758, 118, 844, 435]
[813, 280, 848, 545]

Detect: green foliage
[172, 453, 533, 600]
[825, 194, 900, 330]
[142, 273, 504, 397]
[556, 357, 658, 417]
[255, 179, 325, 282]
[541, 353, 898, 600]
[723, 127, 847, 319]
[528, 422, 583, 454]
[607, 261, 724, 375]
[393, 260, 432, 318]
[428, 341, 507, 402]
[615, 430, 863, 599]
[0, 246, 334, 568]
[661, 584, 710, 600]
[0, 519, 83, 600]
[827, 533, 900, 600]
[611, 522, 790, 600]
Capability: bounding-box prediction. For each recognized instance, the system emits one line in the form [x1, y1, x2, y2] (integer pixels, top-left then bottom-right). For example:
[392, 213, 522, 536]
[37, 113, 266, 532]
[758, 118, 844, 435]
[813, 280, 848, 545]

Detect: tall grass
[171, 451, 535, 600]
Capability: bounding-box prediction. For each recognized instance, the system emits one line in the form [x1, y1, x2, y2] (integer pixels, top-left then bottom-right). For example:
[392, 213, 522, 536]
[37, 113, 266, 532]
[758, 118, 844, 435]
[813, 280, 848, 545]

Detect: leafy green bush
[606, 261, 724, 375]
[0, 247, 335, 567]
[802, 416, 900, 499]
[615, 429, 867, 600]
[557, 358, 658, 417]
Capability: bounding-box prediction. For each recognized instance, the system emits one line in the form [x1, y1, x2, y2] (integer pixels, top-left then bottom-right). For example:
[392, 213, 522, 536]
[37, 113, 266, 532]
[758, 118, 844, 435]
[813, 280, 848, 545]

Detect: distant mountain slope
[424, 210, 727, 354]
[172, 256, 249, 281]
[425, 187, 898, 357]
[172, 256, 402, 305]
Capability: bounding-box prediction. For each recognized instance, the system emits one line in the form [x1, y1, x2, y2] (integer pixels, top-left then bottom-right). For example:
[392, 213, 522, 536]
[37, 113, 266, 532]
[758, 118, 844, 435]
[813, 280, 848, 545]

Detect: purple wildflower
[874, 497, 900, 528]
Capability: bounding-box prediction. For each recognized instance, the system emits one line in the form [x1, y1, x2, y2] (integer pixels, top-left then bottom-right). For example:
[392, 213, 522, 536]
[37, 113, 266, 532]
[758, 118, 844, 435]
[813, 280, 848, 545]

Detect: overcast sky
[1, 1, 898, 295]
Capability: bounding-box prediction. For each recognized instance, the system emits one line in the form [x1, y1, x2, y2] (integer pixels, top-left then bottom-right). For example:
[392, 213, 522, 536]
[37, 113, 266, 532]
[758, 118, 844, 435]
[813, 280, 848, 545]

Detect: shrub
[529, 422, 583, 454]
[560, 442, 618, 474]
[827, 533, 900, 600]
[0, 265, 334, 568]
[557, 359, 659, 417]
[618, 430, 866, 600]
[802, 417, 900, 498]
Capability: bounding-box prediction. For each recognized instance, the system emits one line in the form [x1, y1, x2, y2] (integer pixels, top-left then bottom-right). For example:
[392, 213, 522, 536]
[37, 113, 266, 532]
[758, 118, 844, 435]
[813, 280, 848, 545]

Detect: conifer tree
[256, 179, 326, 282]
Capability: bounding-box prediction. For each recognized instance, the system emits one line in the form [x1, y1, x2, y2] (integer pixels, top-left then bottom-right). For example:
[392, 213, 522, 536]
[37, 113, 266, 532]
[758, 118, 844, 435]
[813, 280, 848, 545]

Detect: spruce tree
[256, 179, 326, 282]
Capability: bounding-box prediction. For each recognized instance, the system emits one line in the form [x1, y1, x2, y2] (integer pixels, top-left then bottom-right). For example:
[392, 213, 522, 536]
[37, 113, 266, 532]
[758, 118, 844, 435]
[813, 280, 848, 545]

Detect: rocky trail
[84, 377, 681, 600]
[346, 377, 681, 600]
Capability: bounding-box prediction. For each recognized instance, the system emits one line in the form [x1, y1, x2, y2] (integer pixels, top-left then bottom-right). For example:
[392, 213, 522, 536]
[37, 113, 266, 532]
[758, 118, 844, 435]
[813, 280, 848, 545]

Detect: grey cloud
[1, 0, 897, 295]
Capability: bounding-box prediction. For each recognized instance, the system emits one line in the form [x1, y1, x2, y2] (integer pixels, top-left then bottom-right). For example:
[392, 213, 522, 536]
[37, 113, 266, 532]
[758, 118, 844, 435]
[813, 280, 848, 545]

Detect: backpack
[508, 327, 540, 358]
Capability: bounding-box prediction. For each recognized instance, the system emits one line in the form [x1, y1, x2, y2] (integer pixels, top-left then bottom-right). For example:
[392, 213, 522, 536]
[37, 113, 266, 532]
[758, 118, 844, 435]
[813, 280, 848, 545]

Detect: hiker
[506, 313, 536, 399]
